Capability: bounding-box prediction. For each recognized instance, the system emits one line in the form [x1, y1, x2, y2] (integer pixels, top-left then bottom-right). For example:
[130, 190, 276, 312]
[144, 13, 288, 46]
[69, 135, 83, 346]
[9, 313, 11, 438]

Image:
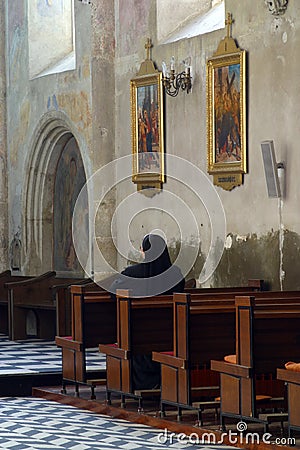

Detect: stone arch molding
[23, 111, 89, 274]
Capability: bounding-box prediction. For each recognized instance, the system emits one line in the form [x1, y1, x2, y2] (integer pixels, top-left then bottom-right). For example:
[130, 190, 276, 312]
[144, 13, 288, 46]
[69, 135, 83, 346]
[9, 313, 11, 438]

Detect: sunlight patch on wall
[28, 0, 75, 79]
[158, 0, 225, 44]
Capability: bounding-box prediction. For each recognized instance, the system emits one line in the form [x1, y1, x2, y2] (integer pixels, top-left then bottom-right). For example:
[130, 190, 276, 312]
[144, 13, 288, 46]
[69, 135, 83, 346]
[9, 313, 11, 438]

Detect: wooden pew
[55, 283, 116, 398]
[152, 293, 236, 422]
[277, 367, 300, 437]
[52, 278, 92, 337]
[99, 289, 174, 410]
[6, 271, 87, 340]
[98, 284, 293, 415]
[55, 280, 261, 403]
[0, 270, 33, 334]
[211, 296, 300, 431]
[153, 290, 300, 424]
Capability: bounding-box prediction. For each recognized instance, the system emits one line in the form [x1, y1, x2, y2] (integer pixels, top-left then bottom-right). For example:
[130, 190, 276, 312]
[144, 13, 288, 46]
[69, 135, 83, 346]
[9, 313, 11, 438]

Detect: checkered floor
[0, 334, 105, 375]
[0, 397, 238, 449]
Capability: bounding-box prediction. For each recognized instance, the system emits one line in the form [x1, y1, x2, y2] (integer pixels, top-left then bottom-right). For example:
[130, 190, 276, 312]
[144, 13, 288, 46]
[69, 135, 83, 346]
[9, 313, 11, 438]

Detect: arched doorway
[23, 112, 89, 276]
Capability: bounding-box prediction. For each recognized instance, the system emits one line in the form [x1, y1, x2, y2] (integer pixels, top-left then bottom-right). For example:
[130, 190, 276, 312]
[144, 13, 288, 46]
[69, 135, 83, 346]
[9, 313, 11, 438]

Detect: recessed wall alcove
[23, 112, 89, 276]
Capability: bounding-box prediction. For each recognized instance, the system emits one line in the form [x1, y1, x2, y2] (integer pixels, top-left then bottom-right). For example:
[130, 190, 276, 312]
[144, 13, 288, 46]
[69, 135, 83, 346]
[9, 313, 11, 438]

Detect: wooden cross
[225, 12, 233, 39]
[145, 38, 152, 60]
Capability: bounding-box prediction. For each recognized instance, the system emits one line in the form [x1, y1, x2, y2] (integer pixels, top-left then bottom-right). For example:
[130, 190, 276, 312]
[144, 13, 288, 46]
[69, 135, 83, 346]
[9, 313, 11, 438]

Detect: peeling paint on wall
[207, 230, 300, 290]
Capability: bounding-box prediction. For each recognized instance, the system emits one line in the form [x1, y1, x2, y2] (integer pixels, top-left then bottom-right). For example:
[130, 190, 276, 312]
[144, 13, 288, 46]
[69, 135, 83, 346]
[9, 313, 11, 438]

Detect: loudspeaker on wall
[261, 140, 281, 198]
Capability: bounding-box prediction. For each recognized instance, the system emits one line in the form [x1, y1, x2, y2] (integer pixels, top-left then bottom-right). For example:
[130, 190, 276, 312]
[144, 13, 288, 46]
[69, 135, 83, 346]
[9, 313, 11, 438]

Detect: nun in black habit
[110, 233, 185, 390]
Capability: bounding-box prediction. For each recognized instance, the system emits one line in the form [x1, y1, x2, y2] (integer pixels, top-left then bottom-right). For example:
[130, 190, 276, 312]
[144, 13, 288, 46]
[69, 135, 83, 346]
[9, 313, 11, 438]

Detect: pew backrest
[235, 296, 300, 375]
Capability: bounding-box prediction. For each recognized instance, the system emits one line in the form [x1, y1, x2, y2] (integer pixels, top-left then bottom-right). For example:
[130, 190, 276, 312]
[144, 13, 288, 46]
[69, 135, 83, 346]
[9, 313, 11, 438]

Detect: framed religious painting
[206, 14, 247, 191]
[130, 63, 165, 191]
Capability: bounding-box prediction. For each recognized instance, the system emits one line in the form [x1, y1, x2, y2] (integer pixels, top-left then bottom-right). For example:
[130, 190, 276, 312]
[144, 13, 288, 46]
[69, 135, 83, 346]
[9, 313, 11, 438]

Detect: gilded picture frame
[130, 71, 165, 190]
[207, 50, 246, 184]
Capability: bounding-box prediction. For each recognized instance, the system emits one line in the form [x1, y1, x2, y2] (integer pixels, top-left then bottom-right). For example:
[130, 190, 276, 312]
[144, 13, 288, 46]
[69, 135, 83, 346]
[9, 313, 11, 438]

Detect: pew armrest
[152, 351, 187, 369]
[99, 343, 130, 360]
[55, 336, 82, 352]
[277, 368, 300, 384]
[211, 359, 252, 378]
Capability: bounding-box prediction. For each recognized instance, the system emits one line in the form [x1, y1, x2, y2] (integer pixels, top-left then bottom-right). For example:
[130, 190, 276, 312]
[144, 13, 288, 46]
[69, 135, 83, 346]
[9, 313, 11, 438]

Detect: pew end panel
[277, 368, 300, 436]
[56, 287, 115, 399]
[99, 343, 131, 404]
[99, 290, 174, 410]
[152, 293, 236, 421]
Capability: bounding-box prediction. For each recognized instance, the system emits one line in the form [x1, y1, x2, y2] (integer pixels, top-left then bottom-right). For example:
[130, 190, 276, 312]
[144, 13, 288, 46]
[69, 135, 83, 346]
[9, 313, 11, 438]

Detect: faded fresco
[53, 137, 87, 274]
[119, 0, 149, 55]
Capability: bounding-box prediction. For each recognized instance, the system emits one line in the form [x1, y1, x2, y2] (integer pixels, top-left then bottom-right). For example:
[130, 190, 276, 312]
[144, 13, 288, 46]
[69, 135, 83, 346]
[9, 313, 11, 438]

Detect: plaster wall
[0, 0, 8, 271]
[3, 0, 300, 290]
[114, 0, 300, 289]
[3, 0, 114, 275]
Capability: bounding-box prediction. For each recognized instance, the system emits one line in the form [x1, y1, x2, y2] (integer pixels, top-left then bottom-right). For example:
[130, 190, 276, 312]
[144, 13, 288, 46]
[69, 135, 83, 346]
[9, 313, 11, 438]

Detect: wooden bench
[6, 271, 87, 340]
[211, 296, 300, 431]
[99, 289, 174, 410]
[152, 293, 236, 422]
[152, 290, 300, 424]
[55, 283, 116, 398]
[0, 270, 33, 334]
[52, 278, 92, 337]
[277, 363, 300, 437]
[55, 280, 261, 403]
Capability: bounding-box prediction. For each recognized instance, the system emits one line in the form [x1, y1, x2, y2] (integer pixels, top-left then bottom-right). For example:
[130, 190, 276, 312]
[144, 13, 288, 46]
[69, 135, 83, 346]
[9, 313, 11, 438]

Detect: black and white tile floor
[0, 334, 105, 375]
[0, 397, 237, 449]
[0, 336, 239, 449]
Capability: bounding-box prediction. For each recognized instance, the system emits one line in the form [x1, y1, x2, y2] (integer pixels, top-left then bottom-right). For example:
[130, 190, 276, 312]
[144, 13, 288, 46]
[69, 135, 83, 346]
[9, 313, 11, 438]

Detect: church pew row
[65, 282, 300, 411]
[55, 283, 116, 398]
[56, 281, 263, 402]
[5, 271, 88, 340]
[98, 284, 265, 411]
[152, 291, 300, 424]
[210, 296, 300, 431]
[0, 270, 33, 334]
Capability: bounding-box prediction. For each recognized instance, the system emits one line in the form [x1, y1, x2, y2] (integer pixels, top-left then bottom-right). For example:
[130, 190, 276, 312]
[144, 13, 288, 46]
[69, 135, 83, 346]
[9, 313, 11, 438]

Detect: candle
[170, 56, 175, 71]
[162, 61, 167, 78]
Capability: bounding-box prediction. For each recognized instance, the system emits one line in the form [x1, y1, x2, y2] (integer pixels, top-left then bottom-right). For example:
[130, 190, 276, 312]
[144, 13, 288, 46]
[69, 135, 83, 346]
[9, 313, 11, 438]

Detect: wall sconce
[161, 57, 192, 97]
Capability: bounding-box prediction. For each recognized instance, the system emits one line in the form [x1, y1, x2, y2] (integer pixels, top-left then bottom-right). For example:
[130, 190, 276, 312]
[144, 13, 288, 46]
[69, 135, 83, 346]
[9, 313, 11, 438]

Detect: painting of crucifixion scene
[136, 83, 161, 173]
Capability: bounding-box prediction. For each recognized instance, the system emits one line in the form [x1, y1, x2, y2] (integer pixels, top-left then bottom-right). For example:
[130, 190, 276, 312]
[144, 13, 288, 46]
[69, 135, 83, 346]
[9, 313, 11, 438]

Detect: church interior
[1, 0, 300, 448]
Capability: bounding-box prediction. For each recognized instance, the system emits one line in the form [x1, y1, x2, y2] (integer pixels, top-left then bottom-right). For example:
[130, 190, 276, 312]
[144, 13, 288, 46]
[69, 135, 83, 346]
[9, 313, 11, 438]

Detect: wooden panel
[161, 365, 178, 403]
[176, 304, 188, 359]
[178, 369, 189, 405]
[107, 356, 121, 391]
[288, 383, 300, 427]
[241, 378, 254, 417]
[121, 359, 131, 393]
[221, 373, 240, 414]
[119, 299, 130, 351]
[61, 347, 76, 380]
[237, 301, 253, 367]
